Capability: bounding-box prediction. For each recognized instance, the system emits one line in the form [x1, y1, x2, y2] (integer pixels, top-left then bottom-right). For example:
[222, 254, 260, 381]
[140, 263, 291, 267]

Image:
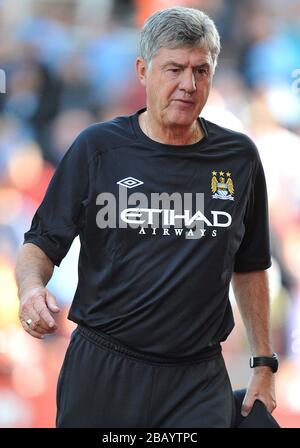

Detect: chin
[167, 110, 197, 127]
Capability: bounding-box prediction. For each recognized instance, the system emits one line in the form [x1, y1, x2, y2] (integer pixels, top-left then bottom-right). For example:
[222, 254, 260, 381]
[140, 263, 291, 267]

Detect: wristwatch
[249, 353, 279, 373]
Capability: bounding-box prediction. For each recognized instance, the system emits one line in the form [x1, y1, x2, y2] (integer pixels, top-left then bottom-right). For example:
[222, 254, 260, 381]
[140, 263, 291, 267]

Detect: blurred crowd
[0, 0, 299, 427]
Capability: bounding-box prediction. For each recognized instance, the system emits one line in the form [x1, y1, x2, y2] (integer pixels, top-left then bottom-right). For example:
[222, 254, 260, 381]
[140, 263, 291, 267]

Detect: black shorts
[56, 325, 235, 428]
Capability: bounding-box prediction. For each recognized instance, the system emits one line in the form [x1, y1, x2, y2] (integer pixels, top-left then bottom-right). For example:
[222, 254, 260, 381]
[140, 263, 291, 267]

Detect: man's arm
[15, 243, 60, 339]
[231, 270, 276, 416]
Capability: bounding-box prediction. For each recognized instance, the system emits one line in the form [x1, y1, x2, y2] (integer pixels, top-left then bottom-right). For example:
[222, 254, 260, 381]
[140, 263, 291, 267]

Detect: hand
[18, 286, 60, 339]
[242, 367, 276, 417]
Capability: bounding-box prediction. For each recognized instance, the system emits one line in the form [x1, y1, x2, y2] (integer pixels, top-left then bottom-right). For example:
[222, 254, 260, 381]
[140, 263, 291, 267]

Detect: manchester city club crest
[211, 171, 234, 201]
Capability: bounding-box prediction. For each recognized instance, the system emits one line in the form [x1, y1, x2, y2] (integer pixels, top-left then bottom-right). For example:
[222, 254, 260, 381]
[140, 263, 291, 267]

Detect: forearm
[231, 270, 272, 356]
[15, 243, 54, 298]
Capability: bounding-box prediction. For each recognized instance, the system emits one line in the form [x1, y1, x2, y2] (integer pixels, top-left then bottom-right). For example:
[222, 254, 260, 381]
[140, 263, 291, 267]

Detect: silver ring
[25, 318, 32, 326]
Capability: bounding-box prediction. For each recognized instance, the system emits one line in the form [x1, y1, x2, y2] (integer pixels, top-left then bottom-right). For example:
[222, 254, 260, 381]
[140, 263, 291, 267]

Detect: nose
[179, 68, 196, 94]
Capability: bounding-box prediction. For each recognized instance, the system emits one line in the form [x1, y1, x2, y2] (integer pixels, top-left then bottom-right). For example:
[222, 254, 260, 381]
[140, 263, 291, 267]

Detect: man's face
[136, 46, 214, 127]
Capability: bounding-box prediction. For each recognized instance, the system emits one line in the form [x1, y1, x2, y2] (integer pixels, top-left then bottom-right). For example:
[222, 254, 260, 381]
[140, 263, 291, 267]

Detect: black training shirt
[24, 108, 271, 358]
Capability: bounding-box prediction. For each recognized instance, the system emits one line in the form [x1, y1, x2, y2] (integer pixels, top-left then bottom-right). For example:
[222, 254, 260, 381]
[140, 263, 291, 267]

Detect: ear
[136, 57, 148, 87]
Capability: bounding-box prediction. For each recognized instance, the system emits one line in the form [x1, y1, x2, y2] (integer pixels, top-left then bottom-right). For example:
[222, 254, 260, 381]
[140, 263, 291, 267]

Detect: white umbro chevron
[117, 177, 144, 189]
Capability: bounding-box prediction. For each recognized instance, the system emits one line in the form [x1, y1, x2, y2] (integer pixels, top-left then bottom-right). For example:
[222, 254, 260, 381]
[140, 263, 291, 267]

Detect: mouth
[172, 99, 194, 106]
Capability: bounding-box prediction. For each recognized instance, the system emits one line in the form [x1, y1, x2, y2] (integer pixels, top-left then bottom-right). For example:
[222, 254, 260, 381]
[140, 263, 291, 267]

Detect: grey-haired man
[16, 6, 276, 427]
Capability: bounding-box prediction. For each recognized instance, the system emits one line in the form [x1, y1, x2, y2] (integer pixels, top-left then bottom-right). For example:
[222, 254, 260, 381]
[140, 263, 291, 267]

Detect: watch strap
[249, 353, 279, 373]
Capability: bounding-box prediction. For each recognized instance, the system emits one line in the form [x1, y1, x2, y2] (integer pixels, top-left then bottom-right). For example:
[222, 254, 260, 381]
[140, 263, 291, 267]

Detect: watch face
[272, 353, 279, 373]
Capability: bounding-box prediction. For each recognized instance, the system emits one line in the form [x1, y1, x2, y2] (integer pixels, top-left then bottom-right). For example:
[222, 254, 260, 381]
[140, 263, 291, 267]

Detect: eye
[196, 67, 209, 76]
[168, 68, 180, 73]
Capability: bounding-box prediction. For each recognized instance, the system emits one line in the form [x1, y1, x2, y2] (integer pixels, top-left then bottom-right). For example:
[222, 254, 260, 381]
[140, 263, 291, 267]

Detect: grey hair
[139, 6, 221, 72]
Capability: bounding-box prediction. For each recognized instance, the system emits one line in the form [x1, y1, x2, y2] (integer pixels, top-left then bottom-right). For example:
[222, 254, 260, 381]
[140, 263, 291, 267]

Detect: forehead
[153, 46, 213, 67]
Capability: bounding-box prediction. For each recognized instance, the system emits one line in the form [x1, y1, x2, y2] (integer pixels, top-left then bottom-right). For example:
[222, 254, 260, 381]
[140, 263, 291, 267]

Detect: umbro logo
[117, 177, 144, 189]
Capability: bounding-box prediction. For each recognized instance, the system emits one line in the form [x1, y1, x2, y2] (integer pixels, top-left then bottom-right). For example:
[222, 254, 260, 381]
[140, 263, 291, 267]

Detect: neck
[140, 110, 203, 145]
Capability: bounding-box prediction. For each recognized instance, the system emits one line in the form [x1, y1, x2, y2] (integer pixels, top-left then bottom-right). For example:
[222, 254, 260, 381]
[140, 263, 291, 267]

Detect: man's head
[136, 6, 221, 129]
[139, 6, 220, 73]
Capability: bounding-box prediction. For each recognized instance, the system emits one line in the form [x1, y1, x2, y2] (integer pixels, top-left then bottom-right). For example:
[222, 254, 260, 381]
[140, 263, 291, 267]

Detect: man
[15, 7, 277, 428]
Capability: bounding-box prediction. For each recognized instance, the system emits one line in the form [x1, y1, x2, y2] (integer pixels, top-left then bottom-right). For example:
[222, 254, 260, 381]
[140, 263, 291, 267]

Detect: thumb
[241, 395, 255, 417]
[45, 291, 60, 313]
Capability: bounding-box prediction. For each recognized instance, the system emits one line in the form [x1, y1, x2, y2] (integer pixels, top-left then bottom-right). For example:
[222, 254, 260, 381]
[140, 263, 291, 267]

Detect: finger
[23, 302, 56, 332]
[22, 310, 51, 333]
[271, 403, 277, 413]
[23, 317, 57, 335]
[24, 317, 46, 333]
[19, 307, 40, 328]
[241, 395, 256, 417]
[21, 320, 45, 339]
[46, 292, 60, 313]
[32, 299, 57, 329]
[35, 323, 57, 335]
[29, 308, 52, 331]
[265, 400, 277, 414]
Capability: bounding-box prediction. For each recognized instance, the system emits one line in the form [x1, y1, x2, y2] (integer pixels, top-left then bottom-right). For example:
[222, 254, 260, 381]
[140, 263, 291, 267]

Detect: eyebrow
[160, 61, 211, 70]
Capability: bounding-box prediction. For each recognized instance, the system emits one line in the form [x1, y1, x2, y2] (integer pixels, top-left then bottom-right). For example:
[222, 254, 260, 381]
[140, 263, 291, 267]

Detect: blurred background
[0, 0, 299, 428]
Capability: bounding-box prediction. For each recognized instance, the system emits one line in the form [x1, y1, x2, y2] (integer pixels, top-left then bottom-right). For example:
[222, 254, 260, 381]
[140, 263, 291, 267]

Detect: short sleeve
[23, 132, 90, 266]
[233, 147, 272, 272]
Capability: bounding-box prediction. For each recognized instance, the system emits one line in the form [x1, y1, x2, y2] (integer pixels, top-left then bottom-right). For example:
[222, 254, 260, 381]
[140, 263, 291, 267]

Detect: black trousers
[56, 325, 235, 428]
